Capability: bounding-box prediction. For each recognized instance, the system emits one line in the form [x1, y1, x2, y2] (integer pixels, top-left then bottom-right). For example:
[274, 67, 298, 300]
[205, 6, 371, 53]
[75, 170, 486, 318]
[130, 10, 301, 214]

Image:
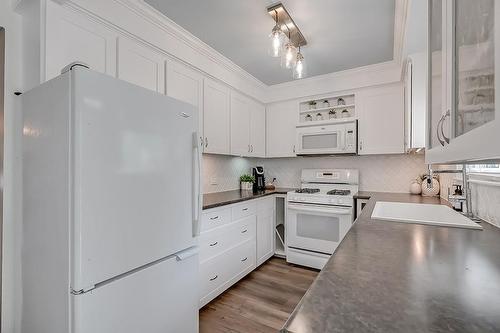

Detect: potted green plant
[240, 174, 255, 191]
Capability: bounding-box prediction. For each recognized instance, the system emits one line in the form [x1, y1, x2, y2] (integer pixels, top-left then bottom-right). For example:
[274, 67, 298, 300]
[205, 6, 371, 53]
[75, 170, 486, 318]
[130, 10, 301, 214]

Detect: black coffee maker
[252, 166, 265, 193]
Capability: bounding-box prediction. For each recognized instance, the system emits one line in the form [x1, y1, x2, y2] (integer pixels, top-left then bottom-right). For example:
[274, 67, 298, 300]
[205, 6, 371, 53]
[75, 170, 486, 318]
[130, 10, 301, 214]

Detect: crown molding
[393, 0, 410, 65]
[118, 0, 268, 90]
[25, 0, 410, 104]
[265, 60, 403, 103]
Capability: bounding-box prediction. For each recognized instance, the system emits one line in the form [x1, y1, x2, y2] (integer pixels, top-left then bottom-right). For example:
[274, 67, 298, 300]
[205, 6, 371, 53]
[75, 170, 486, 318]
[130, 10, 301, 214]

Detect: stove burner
[295, 188, 320, 194]
[327, 189, 351, 196]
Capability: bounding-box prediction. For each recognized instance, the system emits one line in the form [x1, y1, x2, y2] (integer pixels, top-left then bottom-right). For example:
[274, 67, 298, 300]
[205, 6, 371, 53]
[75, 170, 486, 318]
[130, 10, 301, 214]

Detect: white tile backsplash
[203, 153, 427, 194]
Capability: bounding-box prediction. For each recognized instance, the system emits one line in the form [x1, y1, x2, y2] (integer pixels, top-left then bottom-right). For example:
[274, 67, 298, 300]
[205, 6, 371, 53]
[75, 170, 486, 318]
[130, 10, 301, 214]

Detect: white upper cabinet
[45, 1, 117, 80]
[230, 93, 266, 157]
[427, 0, 500, 163]
[249, 101, 266, 158]
[230, 92, 251, 156]
[266, 101, 298, 158]
[203, 78, 231, 154]
[166, 60, 204, 144]
[117, 37, 166, 93]
[357, 83, 405, 155]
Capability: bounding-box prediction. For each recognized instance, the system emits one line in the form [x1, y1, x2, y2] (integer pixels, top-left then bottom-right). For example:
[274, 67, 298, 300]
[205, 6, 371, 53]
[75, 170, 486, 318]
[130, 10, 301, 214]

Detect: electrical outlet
[210, 176, 218, 185]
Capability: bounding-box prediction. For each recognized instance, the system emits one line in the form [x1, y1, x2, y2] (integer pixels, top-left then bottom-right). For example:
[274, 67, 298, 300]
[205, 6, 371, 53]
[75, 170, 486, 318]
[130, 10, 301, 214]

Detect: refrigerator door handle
[175, 246, 199, 261]
[192, 132, 202, 236]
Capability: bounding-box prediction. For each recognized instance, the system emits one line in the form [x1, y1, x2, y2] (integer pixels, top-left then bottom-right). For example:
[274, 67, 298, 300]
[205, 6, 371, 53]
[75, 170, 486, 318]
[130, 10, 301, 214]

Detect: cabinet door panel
[203, 79, 230, 154]
[426, 0, 500, 163]
[45, 1, 117, 80]
[117, 37, 165, 93]
[250, 102, 266, 157]
[166, 60, 204, 143]
[266, 101, 298, 157]
[358, 84, 405, 155]
[256, 211, 274, 266]
[230, 92, 251, 156]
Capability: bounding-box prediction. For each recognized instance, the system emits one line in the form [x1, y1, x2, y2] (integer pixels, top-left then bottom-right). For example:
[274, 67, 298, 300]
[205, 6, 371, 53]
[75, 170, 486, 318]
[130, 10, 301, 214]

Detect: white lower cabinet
[256, 197, 275, 266]
[199, 196, 276, 307]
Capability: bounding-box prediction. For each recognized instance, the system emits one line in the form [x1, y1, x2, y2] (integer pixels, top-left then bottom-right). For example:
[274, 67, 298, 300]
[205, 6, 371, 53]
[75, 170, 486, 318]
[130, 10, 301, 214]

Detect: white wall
[203, 154, 427, 194]
[0, 2, 24, 333]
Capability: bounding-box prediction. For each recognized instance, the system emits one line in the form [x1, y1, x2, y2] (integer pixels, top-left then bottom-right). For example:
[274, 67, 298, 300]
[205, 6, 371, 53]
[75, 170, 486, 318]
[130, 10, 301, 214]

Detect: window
[467, 164, 500, 173]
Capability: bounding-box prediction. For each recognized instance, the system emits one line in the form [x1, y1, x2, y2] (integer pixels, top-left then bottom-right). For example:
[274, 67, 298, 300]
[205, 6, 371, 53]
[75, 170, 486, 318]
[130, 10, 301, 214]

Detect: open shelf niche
[275, 196, 286, 258]
[299, 93, 356, 125]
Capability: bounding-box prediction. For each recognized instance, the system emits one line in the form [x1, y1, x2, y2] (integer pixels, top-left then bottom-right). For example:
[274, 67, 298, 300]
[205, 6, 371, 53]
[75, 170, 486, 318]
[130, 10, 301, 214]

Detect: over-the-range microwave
[295, 120, 358, 155]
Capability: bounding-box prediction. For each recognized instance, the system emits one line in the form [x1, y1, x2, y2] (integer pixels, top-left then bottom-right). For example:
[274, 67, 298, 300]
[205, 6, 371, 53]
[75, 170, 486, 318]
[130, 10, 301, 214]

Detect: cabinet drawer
[199, 239, 256, 307]
[201, 208, 231, 232]
[199, 215, 256, 262]
[257, 197, 274, 213]
[231, 201, 256, 221]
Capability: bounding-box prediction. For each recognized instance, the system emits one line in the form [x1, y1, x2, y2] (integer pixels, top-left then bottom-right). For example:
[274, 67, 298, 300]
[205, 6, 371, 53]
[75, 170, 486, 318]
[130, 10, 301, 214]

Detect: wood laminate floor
[199, 257, 319, 333]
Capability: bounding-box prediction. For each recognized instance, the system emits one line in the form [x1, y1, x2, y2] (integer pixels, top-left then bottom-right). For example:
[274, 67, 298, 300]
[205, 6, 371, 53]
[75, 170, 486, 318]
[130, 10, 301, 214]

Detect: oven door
[287, 203, 353, 254]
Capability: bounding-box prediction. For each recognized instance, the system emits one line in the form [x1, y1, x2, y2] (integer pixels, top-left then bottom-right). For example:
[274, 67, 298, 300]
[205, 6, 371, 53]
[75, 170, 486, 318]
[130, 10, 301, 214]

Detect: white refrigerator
[21, 66, 202, 333]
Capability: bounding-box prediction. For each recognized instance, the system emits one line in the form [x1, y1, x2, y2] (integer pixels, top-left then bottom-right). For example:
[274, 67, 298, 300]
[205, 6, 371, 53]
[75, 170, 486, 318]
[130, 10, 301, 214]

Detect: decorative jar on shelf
[322, 100, 330, 108]
[328, 110, 336, 119]
[308, 101, 317, 110]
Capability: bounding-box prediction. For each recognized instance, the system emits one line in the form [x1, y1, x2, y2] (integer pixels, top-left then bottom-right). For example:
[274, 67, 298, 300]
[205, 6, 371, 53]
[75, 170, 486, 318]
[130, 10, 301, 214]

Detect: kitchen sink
[371, 202, 482, 230]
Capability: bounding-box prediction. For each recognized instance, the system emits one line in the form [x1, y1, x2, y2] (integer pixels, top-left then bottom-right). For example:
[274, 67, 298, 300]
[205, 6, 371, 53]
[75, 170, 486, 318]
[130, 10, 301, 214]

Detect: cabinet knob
[209, 275, 218, 281]
[209, 241, 218, 247]
[241, 229, 248, 234]
[205, 137, 208, 148]
[241, 257, 248, 262]
[209, 216, 219, 220]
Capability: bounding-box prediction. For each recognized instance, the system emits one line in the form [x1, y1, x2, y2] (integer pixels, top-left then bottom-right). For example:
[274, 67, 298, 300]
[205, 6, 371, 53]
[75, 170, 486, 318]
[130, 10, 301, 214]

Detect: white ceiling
[144, 0, 396, 85]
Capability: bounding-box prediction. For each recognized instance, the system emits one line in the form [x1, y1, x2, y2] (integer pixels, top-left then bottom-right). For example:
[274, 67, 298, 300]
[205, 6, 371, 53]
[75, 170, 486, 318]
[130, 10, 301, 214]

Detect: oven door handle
[288, 203, 352, 215]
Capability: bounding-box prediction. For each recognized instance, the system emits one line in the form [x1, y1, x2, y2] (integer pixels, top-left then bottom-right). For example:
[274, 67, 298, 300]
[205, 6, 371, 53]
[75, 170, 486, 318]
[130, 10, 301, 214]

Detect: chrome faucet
[426, 164, 477, 220]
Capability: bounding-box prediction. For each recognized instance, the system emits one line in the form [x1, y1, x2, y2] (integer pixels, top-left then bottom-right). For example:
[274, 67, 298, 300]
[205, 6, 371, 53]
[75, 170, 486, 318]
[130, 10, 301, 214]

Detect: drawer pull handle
[241, 257, 248, 262]
[209, 216, 219, 220]
[241, 229, 248, 234]
[242, 208, 248, 211]
[209, 242, 218, 247]
[209, 275, 218, 281]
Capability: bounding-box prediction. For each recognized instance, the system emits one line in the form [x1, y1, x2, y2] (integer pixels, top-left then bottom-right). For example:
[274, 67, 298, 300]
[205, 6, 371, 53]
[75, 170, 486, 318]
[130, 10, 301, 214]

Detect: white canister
[421, 178, 440, 196]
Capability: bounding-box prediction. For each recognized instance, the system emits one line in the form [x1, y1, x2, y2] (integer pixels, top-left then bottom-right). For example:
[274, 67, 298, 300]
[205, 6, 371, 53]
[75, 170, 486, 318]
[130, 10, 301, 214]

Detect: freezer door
[72, 249, 199, 333]
[70, 68, 199, 291]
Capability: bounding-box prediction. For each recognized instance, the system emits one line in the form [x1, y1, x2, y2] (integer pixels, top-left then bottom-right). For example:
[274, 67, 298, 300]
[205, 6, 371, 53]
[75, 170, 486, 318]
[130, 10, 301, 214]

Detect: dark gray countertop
[203, 188, 294, 210]
[282, 192, 500, 333]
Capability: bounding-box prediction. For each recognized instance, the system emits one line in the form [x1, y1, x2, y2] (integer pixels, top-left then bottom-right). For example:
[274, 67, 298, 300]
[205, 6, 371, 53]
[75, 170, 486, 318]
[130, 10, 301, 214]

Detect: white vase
[241, 182, 253, 191]
[410, 181, 422, 195]
[421, 178, 440, 196]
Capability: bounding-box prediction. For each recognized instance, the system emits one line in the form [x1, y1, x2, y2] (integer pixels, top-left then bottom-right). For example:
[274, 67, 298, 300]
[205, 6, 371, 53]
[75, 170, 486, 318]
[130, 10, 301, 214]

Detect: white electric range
[286, 169, 359, 269]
